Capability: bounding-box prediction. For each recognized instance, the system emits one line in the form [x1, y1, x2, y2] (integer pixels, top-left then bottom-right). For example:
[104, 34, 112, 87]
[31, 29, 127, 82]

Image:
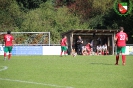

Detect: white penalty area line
[0, 66, 8, 72]
[0, 78, 74, 88]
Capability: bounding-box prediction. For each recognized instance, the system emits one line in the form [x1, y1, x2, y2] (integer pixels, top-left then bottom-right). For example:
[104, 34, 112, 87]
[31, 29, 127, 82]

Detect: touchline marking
[0, 78, 74, 88]
[0, 66, 8, 72]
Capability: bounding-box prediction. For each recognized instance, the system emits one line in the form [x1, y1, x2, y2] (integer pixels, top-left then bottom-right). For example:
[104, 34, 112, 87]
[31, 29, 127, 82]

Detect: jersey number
[120, 34, 125, 40]
[6, 36, 11, 41]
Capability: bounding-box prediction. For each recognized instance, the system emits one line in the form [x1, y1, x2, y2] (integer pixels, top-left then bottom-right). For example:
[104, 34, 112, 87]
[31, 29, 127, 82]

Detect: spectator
[82, 46, 88, 55]
[97, 37, 102, 45]
[96, 44, 102, 55]
[102, 43, 108, 55]
[76, 36, 83, 55]
[86, 42, 92, 55]
[90, 39, 94, 49]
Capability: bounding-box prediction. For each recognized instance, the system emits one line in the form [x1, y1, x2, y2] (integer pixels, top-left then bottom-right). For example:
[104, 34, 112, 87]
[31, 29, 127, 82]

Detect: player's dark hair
[64, 35, 67, 38]
[7, 30, 11, 34]
[119, 27, 124, 31]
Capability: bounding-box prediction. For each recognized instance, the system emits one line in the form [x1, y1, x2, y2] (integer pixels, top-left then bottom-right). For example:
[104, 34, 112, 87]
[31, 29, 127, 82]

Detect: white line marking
[0, 66, 74, 88]
[0, 78, 74, 88]
[0, 66, 8, 72]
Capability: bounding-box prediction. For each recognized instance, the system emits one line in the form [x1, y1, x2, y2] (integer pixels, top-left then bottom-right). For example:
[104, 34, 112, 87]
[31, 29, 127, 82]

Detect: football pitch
[0, 55, 133, 88]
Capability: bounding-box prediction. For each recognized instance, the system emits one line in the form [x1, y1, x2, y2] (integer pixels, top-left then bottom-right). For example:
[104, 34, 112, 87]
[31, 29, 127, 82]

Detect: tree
[16, 0, 47, 11]
[0, 0, 23, 32]
[20, 1, 88, 43]
[103, 9, 133, 44]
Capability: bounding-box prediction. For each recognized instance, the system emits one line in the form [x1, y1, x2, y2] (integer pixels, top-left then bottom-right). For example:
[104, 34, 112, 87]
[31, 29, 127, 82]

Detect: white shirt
[82, 46, 86, 51]
[102, 45, 107, 50]
[97, 46, 102, 50]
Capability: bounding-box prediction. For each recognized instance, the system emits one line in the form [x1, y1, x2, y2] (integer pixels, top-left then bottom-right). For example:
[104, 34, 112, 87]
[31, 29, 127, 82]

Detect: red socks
[4, 53, 6, 57]
[64, 51, 67, 55]
[60, 51, 67, 56]
[115, 55, 126, 65]
[8, 53, 11, 60]
[4, 53, 12, 60]
[115, 55, 119, 64]
[122, 55, 126, 64]
[106, 51, 107, 55]
[102, 51, 104, 55]
[60, 52, 63, 56]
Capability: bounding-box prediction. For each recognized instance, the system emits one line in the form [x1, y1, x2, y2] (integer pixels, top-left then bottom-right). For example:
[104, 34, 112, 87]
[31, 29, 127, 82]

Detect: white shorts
[97, 48, 102, 51]
[102, 47, 107, 51]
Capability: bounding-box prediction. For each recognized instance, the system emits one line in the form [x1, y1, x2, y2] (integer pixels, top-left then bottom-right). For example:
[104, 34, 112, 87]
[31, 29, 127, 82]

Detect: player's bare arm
[66, 42, 67, 46]
[114, 36, 117, 44]
[114, 36, 117, 41]
[81, 40, 83, 44]
[126, 37, 128, 41]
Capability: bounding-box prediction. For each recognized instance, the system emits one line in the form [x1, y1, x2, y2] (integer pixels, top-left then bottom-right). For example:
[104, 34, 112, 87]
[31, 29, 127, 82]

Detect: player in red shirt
[3, 30, 14, 60]
[60, 36, 67, 56]
[85, 42, 91, 55]
[114, 27, 128, 65]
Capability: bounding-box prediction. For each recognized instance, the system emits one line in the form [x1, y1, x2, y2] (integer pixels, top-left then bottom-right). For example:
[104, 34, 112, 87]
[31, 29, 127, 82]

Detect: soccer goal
[0, 32, 50, 46]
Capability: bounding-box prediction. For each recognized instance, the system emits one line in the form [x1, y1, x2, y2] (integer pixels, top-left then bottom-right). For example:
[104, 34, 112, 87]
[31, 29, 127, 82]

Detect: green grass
[0, 55, 133, 88]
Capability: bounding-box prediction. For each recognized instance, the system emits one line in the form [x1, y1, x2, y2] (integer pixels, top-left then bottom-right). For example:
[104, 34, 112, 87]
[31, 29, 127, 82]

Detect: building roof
[62, 29, 119, 35]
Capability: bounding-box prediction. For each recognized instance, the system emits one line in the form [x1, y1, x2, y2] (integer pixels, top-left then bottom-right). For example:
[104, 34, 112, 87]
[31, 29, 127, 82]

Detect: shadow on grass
[90, 63, 114, 65]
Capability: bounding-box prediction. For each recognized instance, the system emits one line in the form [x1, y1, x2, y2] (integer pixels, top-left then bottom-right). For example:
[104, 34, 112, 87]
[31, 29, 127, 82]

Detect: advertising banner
[43, 46, 61, 55]
[12, 46, 43, 55]
[129, 46, 133, 55]
[0, 45, 132, 55]
[0, 46, 4, 55]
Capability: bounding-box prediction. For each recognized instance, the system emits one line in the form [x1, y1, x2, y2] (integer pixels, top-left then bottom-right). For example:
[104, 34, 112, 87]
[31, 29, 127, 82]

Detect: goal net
[0, 32, 50, 46]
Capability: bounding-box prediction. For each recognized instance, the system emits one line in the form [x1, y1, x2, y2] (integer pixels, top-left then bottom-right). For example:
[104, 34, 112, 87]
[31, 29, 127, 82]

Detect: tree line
[0, 0, 133, 44]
